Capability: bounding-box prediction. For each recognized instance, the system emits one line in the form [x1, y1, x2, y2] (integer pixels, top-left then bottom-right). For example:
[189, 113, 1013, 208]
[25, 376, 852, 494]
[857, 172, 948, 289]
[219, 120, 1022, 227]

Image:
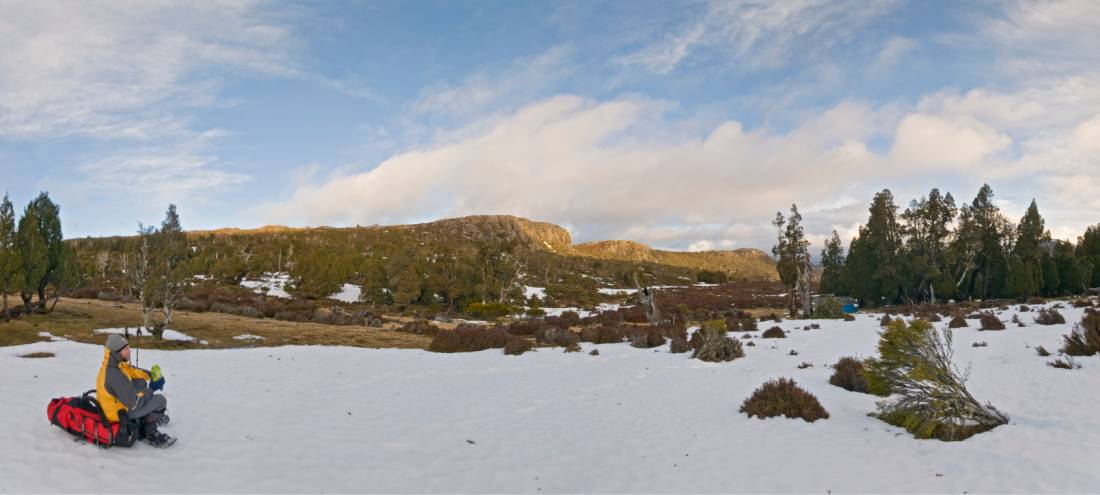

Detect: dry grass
[19, 352, 55, 358]
[0, 298, 432, 350]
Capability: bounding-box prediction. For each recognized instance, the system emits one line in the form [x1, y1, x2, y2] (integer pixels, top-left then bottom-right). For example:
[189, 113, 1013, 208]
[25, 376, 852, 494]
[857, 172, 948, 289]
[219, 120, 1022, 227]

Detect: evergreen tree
[16, 203, 47, 311]
[0, 194, 20, 318]
[1078, 224, 1100, 287]
[772, 206, 810, 315]
[901, 189, 957, 303]
[1009, 200, 1049, 297]
[1053, 241, 1086, 295]
[954, 185, 1012, 299]
[819, 230, 845, 295]
[843, 190, 904, 305]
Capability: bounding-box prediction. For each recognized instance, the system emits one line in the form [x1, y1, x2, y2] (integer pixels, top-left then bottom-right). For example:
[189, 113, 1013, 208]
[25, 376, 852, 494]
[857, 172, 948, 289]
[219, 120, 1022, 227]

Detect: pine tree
[901, 189, 958, 303]
[0, 194, 20, 318]
[1009, 200, 1049, 297]
[820, 230, 845, 295]
[843, 190, 904, 305]
[772, 206, 810, 316]
[1078, 225, 1100, 288]
[16, 204, 47, 311]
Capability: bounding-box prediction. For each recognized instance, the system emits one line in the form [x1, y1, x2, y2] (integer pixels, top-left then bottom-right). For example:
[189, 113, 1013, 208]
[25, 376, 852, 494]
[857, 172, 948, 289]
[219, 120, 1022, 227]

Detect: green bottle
[151, 364, 163, 382]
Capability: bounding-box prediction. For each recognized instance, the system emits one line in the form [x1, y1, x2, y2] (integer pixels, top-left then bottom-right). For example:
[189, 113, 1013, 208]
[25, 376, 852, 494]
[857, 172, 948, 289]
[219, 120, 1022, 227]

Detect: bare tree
[798, 251, 813, 318]
[634, 273, 660, 325]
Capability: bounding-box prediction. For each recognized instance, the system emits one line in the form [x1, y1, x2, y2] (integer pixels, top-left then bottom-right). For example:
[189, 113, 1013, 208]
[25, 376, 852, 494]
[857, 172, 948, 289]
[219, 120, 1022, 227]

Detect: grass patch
[19, 352, 55, 358]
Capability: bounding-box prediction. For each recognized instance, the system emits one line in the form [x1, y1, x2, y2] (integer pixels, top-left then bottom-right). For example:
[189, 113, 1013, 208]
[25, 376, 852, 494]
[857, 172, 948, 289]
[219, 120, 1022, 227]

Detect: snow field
[1, 302, 1098, 493]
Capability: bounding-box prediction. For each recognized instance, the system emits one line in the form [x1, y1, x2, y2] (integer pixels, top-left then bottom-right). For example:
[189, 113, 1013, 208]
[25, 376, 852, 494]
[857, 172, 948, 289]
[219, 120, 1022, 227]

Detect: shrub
[503, 337, 533, 356]
[762, 326, 786, 338]
[557, 310, 582, 328]
[580, 325, 626, 344]
[829, 357, 872, 394]
[1035, 345, 1051, 357]
[691, 320, 744, 362]
[739, 378, 829, 422]
[1048, 357, 1080, 369]
[880, 315, 893, 327]
[536, 325, 580, 349]
[1018, 305, 1031, 312]
[1027, 297, 1046, 305]
[397, 319, 440, 336]
[814, 297, 845, 319]
[725, 313, 758, 332]
[797, 362, 813, 369]
[505, 319, 545, 336]
[745, 341, 756, 347]
[972, 341, 988, 347]
[979, 312, 1005, 331]
[669, 336, 691, 354]
[464, 302, 520, 319]
[524, 307, 547, 318]
[629, 326, 666, 349]
[1073, 299, 1093, 308]
[1033, 308, 1066, 326]
[843, 313, 856, 322]
[948, 316, 968, 328]
[428, 325, 512, 353]
[1061, 310, 1100, 356]
[868, 319, 1008, 441]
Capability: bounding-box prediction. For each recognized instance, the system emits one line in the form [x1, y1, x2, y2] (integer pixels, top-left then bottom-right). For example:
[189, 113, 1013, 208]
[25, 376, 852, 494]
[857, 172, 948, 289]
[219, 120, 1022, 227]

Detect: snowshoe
[142, 431, 176, 448]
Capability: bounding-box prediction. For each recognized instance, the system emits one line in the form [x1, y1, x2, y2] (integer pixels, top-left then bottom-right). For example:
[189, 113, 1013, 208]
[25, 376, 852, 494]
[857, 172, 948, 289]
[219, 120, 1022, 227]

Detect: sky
[1, 0, 1099, 253]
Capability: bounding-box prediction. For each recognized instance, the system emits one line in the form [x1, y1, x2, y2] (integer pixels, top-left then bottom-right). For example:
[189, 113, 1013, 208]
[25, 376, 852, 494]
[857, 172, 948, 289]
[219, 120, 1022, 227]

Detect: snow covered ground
[3, 302, 1099, 493]
[239, 272, 292, 299]
[329, 283, 362, 304]
[93, 327, 202, 344]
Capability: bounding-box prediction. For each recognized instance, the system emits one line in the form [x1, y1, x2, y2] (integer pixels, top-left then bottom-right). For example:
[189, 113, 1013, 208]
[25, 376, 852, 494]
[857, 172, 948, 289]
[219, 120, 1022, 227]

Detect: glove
[150, 364, 165, 391]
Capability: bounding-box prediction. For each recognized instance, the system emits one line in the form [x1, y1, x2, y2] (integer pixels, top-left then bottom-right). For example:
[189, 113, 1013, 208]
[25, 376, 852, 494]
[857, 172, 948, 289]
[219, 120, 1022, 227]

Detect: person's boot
[141, 422, 176, 448]
[156, 410, 170, 427]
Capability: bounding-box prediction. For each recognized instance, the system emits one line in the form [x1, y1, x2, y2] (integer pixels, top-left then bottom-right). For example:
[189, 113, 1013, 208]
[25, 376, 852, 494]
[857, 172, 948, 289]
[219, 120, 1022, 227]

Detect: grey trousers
[128, 393, 167, 421]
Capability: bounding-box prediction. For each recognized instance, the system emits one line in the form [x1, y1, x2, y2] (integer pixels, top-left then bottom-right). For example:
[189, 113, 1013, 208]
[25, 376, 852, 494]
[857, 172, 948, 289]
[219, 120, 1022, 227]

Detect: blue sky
[2, 0, 1099, 252]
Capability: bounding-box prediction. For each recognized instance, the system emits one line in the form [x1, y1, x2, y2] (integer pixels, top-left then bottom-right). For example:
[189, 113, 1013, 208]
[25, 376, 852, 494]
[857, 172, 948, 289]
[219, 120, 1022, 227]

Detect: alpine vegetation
[691, 319, 744, 362]
[828, 357, 872, 394]
[1061, 310, 1100, 356]
[869, 319, 1008, 441]
[739, 378, 829, 422]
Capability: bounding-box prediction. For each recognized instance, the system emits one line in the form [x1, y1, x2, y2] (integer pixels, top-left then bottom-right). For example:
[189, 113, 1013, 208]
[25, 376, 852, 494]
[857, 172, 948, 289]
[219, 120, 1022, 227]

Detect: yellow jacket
[96, 348, 152, 422]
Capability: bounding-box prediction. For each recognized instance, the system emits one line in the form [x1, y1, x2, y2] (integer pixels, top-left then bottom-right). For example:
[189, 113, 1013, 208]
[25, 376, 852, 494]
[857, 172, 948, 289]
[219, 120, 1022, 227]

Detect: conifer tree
[819, 230, 845, 295]
[0, 195, 20, 318]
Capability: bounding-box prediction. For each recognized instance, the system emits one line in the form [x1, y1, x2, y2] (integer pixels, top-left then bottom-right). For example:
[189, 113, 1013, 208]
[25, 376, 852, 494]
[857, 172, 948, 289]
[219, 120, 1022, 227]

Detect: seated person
[97, 334, 171, 447]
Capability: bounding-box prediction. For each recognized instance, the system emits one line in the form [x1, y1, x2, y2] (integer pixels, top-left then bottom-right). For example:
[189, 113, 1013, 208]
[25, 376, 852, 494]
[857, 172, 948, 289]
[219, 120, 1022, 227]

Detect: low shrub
[1072, 299, 1093, 308]
[691, 320, 744, 362]
[797, 362, 813, 369]
[1027, 296, 1047, 305]
[536, 325, 580, 349]
[1018, 305, 1031, 312]
[505, 319, 545, 337]
[972, 341, 988, 347]
[1048, 357, 1080, 369]
[1034, 308, 1066, 326]
[580, 325, 626, 344]
[948, 316, 968, 328]
[503, 337, 533, 356]
[814, 297, 845, 319]
[739, 378, 829, 422]
[788, 349, 799, 356]
[428, 325, 512, 353]
[1061, 310, 1100, 356]
[464, 302, 520, 319]
[746, 341, 756, 346]
[762, 326, 786, 339]
[880, 315, 893, 327]
[669, 336, 691, 354]
[629, 326, 667, 349]
[843, 314, 855, 322]
[829, 357, 872, 394]
[1011, 314, 1024, 327]
[397, 319, 440, 336]
[979, 312, 1005, 331]
[1035, 345, 1051, 357]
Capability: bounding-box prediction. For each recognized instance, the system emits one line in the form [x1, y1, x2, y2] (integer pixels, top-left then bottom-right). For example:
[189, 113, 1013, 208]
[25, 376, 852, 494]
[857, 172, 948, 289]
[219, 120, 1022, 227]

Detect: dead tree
[634, 273, 660, 325]
[798, 251, 813, 318]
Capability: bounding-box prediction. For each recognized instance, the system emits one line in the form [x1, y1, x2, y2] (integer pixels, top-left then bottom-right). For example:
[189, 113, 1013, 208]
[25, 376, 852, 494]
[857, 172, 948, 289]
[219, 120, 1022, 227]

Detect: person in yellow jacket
[97, 334, 174, 447]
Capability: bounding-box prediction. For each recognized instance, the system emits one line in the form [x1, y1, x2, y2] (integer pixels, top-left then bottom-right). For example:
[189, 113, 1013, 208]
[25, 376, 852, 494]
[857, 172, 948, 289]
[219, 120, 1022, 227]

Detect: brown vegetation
[739, 378, 829, 422]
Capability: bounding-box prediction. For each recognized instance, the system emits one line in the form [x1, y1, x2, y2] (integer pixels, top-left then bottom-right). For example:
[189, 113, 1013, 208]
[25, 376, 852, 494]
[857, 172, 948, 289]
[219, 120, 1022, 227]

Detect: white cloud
[619, 0, 900, 73]
[413, 45, 573, 117]
[890, 113, 1011, 170]
[78, 130, 251, 198]
[872, 36, 919, 72]
[0, 1, 299, 140]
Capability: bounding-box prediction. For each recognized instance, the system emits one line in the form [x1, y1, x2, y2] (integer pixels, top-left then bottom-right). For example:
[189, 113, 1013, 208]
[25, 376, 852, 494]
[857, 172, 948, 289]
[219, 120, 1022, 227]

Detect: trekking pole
[135, 326, 141, 367]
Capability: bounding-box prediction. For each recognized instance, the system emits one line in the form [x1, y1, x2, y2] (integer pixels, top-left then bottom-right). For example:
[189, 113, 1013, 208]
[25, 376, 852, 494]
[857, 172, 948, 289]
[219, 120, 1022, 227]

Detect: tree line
[788, 184, 1099, 309]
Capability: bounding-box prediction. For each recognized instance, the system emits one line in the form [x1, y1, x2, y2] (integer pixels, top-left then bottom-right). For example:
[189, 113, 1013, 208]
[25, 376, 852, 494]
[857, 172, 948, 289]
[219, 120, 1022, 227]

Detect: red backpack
[47, 390, 139, 448]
